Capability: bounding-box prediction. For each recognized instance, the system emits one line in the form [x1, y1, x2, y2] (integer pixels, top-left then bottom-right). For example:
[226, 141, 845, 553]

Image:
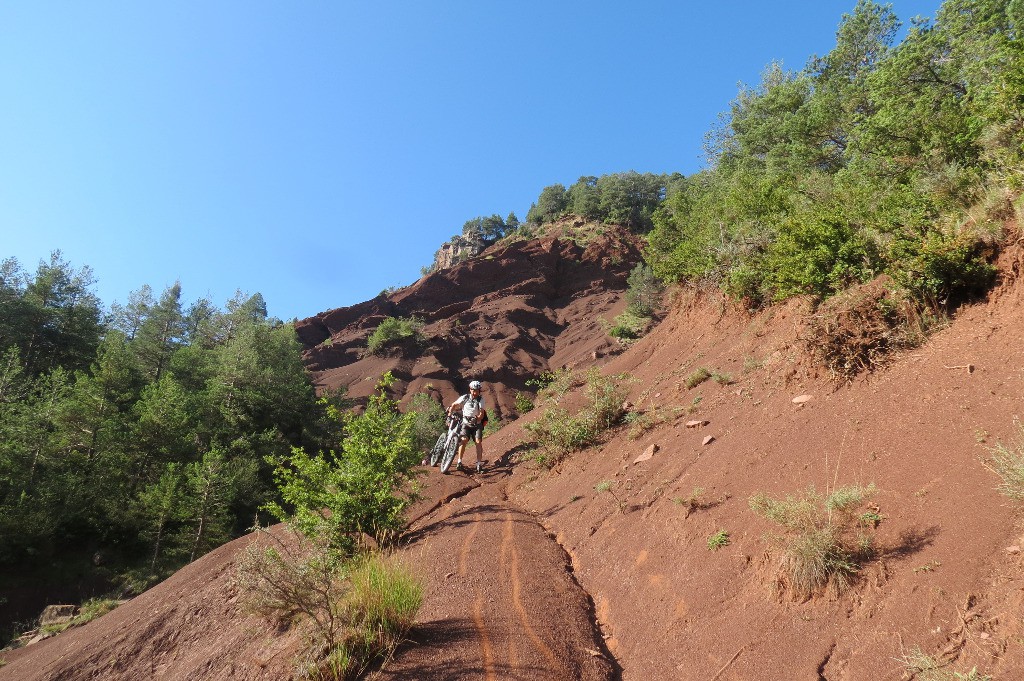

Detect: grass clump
[684, 367, 712, 389]
[524, 368, 631, 466]
[749, 483, 878, 600]
[899, 647, 991, 681]
[985, 422, 1024, 501]
[366, 316, 424, 355]
[39, 598, 121, 635]
[707, 530, 730, 551]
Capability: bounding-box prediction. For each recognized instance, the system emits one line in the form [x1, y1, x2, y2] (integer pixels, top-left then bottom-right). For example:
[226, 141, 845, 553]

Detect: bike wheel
[428, 431, 447, 466]
[439, 431, 460, 474]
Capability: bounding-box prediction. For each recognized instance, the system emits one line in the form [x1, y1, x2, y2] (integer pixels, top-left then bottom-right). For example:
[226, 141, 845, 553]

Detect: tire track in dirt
[380, 474, 616, 680]
[461, 512, 497, 679]
[472, 594, 497, 680]
[502, 510, 564, 674]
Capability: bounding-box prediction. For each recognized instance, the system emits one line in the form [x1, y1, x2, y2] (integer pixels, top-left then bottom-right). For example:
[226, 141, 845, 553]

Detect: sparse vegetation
[985, 422, 1024, 501]
[39, 598, 121, 635]
[672, 487, 707, 518]
[595, 480, 625, 513]
[711, 371, 732, 385]
[238, 529, 422, 680]
[899, 647, 992, 681]
[749, 484, 878, 599]
[524, 369, 631, 466]
[707, 530, 730, 551]
[366, 316, 424, 355]
[684, 367, 712, 389]
[624, 406, 668, 439]
[913, 560, 941, 574]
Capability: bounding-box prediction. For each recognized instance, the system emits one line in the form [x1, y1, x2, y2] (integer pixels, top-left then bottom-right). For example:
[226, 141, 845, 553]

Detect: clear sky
[1, 1, 942, 321]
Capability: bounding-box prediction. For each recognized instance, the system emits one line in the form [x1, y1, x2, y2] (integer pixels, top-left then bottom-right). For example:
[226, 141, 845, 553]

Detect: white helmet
[469, 380, 482, 390]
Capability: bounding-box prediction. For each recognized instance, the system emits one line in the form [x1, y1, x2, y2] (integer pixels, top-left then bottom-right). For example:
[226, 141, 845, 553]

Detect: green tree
[266, 373, 420, 554]
[526, 183, 569, 224]
[133, 282, 184, 381]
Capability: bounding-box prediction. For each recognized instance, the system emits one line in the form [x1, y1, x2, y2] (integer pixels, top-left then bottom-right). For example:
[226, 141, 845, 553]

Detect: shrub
[749, 484, 878, 600]
[264, 373, 420, 554]
[607, 309, 651, 342]
[625, 263, 663, 317]
[985, 422, 1024, 501]
[238, 529, 422, 680]
[366, 317, 423, 355]
[513, 391, 534, 415]
[524, 369, 630, 466]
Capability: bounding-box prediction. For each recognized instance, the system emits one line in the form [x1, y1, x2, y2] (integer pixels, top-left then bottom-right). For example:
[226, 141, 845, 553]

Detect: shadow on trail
[378, 618, 565, 681]
[401, 503, 535, 545]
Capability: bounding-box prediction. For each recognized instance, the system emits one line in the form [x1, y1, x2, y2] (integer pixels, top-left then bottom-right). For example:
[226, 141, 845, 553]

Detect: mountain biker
[448, 380, 488, 473]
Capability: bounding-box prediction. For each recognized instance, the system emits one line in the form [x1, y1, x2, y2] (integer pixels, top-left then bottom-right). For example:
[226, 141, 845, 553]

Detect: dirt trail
[378, 466, 616, 681]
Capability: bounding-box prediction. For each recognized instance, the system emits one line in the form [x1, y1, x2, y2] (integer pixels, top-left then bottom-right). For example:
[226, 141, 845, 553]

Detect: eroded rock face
[295, 224, 645, 419]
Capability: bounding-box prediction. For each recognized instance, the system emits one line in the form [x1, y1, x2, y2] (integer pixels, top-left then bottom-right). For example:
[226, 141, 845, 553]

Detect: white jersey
[453, 394, 485, 425]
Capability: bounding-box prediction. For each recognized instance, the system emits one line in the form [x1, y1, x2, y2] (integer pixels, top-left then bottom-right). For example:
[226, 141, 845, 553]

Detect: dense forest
[0, 254, 348, 635]
[2, 0, 1021, 644]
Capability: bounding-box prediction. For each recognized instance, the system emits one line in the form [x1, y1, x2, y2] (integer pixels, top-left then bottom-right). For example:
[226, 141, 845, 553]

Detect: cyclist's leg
[473, 428, 484, 471]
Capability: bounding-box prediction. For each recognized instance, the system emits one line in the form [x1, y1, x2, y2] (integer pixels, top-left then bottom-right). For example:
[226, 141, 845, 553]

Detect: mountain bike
[428, 413, 463, 474]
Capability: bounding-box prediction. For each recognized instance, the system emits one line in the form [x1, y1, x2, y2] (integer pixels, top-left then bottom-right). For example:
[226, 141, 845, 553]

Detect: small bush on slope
[749, 484, 878, 600]
[525, 368, 630, 466]
[985, 421, 1024, 501]
[366, 317, 424, 355]
[238, 530, 421, 681]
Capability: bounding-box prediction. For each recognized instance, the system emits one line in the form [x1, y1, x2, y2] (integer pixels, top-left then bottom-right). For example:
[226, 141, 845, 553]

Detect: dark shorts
[462, 424, 483, 443]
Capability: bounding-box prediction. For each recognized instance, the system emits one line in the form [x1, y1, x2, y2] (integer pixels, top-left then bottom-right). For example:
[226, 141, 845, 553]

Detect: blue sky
[1, 1, 941, 321]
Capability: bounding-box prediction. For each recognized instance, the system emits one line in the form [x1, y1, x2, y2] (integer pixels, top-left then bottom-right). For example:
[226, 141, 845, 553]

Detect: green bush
[513, 391, 534, 415]
[749, 484, 878, 599]
[608, 309, 651, 342]
[366, 317, 423, 355]
[524, 369, 630, 466]
[264, 372, 420, 554]
[238, 530, 422, 681]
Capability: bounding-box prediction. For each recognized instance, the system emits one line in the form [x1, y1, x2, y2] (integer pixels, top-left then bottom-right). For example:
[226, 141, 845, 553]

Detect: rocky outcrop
[430, 232, 488, 272]
[295, 222, 646, 419]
